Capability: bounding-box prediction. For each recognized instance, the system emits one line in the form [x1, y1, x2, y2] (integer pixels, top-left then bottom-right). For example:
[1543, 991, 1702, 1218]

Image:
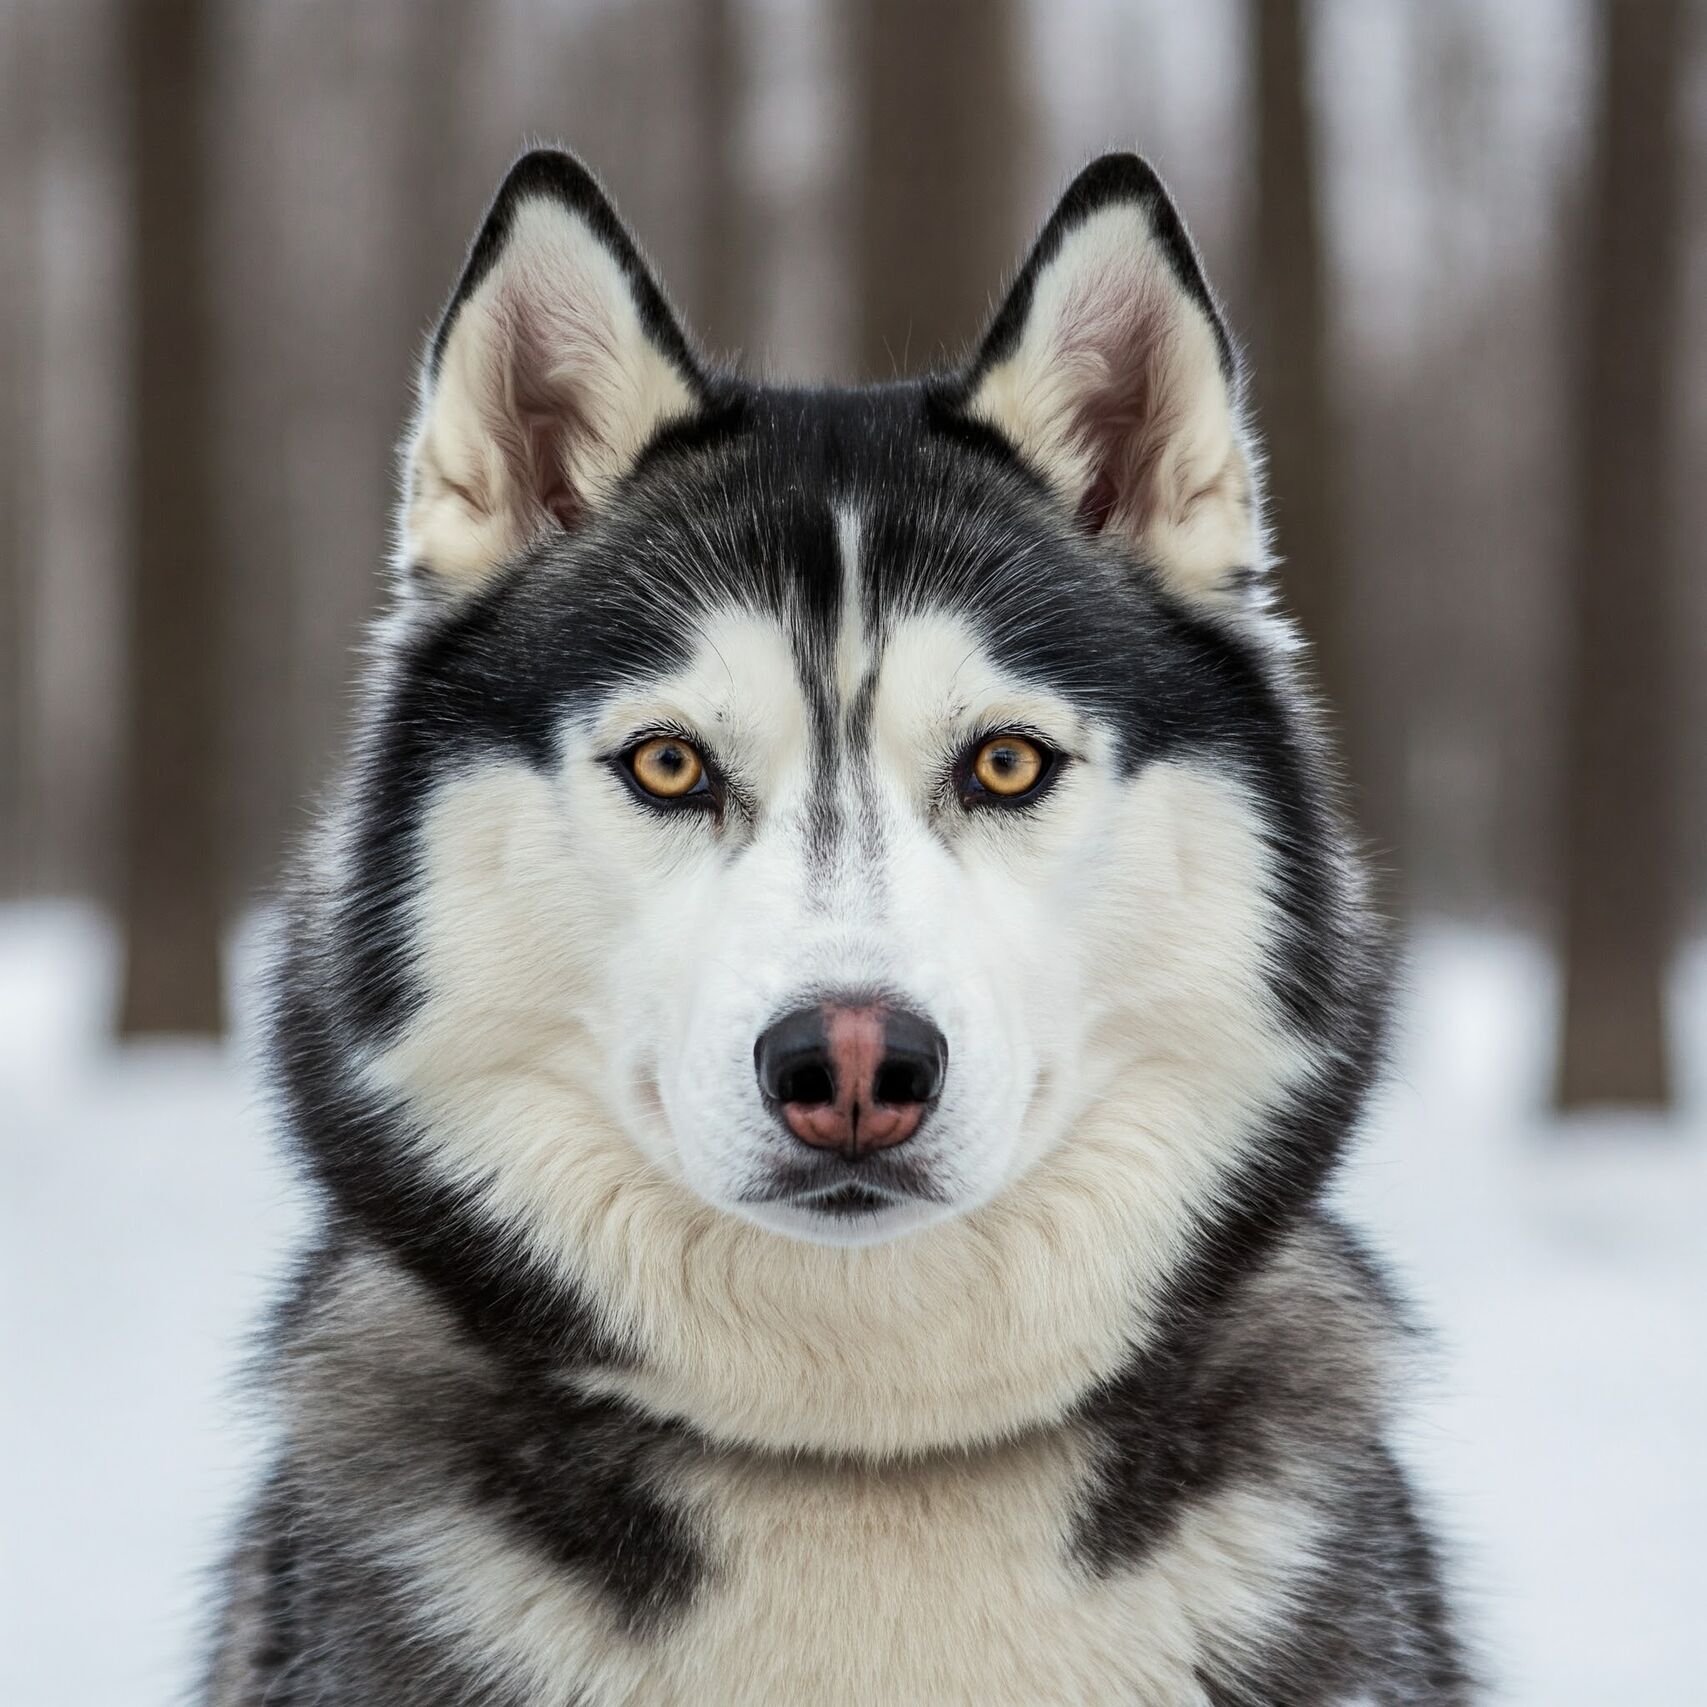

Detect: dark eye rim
[953, 728, 1064, 809]
[611, 730, 722, 814]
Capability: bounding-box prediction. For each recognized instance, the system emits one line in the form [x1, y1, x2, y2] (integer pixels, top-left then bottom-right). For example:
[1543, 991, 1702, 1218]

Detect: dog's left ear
[951, 154, 1264, 605]
[400, 149, 708, 594]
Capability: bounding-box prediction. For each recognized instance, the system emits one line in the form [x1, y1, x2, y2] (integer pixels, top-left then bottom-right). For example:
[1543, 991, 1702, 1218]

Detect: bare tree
[397, 0, 483, 352]
[118, 0, 223, 1036]
[1250, 0, 1360, 810]
[687, 0, 748, 364]
[1555, 0, 1688, 1109]
[0, 3, 36, 896]
[215, 3, 300, 905]
[847, 0, 1031, 380]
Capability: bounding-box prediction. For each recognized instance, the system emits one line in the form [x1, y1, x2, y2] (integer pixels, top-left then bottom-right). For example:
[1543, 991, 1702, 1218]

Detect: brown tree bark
[398, 0, 482, 345]
[1555, 0, 1687, 1109]
[118, 0, 224, 1036]
[216, 3, 298, 907]
[1251, 0, 1358, 804]
[0, 4, 35, 897]
[689, 0, 747, 364]
[847, 0, 1030, 381]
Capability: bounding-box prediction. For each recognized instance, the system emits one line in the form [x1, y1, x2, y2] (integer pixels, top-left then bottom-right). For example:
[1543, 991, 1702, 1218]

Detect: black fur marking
[230, 1249, 704, 1688]
[251, 1471, 302, 1704]
[1196, 1439, 1476, 1704]
[1074, 1223, 1472, 1703]
[783, 496, 849, 880]
[418, 1359, 705, 1637]
[243, 1478, 541, 1705]
[333, 538, 707, 1040]
[272, 962, 628, 1368]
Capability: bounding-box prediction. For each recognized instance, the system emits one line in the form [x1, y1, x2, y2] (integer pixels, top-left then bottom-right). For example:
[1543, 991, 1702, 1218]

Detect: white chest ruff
[406, 1434, 1317, 1706]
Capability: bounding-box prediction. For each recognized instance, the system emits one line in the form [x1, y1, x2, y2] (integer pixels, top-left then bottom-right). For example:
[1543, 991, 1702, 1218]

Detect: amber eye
[628, 735, 706, 799]
[969, 734, 1048, 800]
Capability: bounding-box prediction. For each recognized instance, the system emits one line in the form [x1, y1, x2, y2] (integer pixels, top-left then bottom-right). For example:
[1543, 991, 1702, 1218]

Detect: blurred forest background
[0, 0, 1702, 1107]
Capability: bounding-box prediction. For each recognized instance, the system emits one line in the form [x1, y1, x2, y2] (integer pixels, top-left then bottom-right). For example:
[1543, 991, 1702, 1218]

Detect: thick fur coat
[203, 149, 1474, 1705]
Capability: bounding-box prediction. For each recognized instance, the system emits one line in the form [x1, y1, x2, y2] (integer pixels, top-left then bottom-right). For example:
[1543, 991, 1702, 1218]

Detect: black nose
[753, 1000, 947, 1159]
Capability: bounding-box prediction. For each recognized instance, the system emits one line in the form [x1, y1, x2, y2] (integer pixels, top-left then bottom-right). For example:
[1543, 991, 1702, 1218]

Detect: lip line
[737, 1178, 904, 1209]
[736, 1156, 950, 1209]
[804, 1182, 893, 1211]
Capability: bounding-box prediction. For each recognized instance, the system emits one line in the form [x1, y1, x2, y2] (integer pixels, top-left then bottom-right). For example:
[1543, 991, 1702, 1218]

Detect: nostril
[755, 1006, 837, 1107]
[778, 1060, 834, 1106]
[874, 1060, 929, 1105]
[876, 1009, 948, 1106]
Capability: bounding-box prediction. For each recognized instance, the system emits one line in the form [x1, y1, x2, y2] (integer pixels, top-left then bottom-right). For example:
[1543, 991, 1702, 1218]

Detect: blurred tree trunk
[1555, 0, 1686, 1109]
[1250, 1, 1360, 813]
[118, 0, 223, 1036]
[399, 0, 479, 343]
[690, 0, 746, 364]
[0, 5, 35, 896]
[217, 5, 298, 906]
[847, 0, 1030, 379]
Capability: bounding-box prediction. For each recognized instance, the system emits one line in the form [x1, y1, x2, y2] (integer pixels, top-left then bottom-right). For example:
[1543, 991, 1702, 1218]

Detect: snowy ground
[3, 903, 1702, 1706]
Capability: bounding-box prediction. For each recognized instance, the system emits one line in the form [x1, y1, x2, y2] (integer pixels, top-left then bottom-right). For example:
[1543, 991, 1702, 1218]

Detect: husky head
[279, 151, 1384, 1452]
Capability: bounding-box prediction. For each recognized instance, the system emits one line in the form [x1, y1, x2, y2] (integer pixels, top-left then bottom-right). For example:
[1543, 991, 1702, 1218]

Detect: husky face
[286, 153, 1375, 1442]
[376, 393, 1269, 1252]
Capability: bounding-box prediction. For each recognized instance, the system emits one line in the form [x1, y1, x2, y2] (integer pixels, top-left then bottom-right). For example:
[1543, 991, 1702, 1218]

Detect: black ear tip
[1063, 151, 1168, 205]
[1056, 152, 1183, 239]
[490, 146, 608, 219]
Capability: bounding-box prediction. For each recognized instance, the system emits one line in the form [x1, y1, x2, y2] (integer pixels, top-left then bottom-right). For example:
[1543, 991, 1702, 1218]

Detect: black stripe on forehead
[788, 496, 864, 882]
[718, 486, 842, 877]
[773, 487, 843, 726]
[742, 485, 902, 897]
[835, 514, 898, 883]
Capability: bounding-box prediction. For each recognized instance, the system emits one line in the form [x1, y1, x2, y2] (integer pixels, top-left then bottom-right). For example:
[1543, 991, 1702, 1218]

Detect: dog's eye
[627, 735, 707, 800]
[964, 733, 1051, 803]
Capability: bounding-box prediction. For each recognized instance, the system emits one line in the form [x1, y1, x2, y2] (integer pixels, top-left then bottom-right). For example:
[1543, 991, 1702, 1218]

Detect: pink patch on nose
[780, 1004, 925, 1157]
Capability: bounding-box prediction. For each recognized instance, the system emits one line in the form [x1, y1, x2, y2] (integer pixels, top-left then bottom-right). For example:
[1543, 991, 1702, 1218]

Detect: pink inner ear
[505, 279, 597, 535]
[524, 410, 582, 533]
[1059, 285, 1175, 541]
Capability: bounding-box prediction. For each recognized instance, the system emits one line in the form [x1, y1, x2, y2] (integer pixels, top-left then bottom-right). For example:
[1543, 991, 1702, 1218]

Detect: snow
[1, 906, 305, 1707]
[3, 903, 1702, 1705]
[1338, 930, 1707, 1704]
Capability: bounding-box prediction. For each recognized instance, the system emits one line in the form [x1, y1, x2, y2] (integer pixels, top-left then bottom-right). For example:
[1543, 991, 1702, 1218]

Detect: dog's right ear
[399, 149, 707, 594]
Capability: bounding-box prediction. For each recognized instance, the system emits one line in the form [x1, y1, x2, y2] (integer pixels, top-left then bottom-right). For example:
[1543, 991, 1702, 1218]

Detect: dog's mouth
[794, 1182, 893, 1218]
[737, 1152, 949, 1218]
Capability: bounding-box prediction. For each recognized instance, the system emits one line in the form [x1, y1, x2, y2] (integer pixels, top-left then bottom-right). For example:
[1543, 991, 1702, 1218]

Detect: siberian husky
[204, 149, 1473, 1705]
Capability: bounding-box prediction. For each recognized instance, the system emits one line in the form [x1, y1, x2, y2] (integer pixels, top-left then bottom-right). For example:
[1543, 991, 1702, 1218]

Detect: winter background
[3, 2, 1704, 1704]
